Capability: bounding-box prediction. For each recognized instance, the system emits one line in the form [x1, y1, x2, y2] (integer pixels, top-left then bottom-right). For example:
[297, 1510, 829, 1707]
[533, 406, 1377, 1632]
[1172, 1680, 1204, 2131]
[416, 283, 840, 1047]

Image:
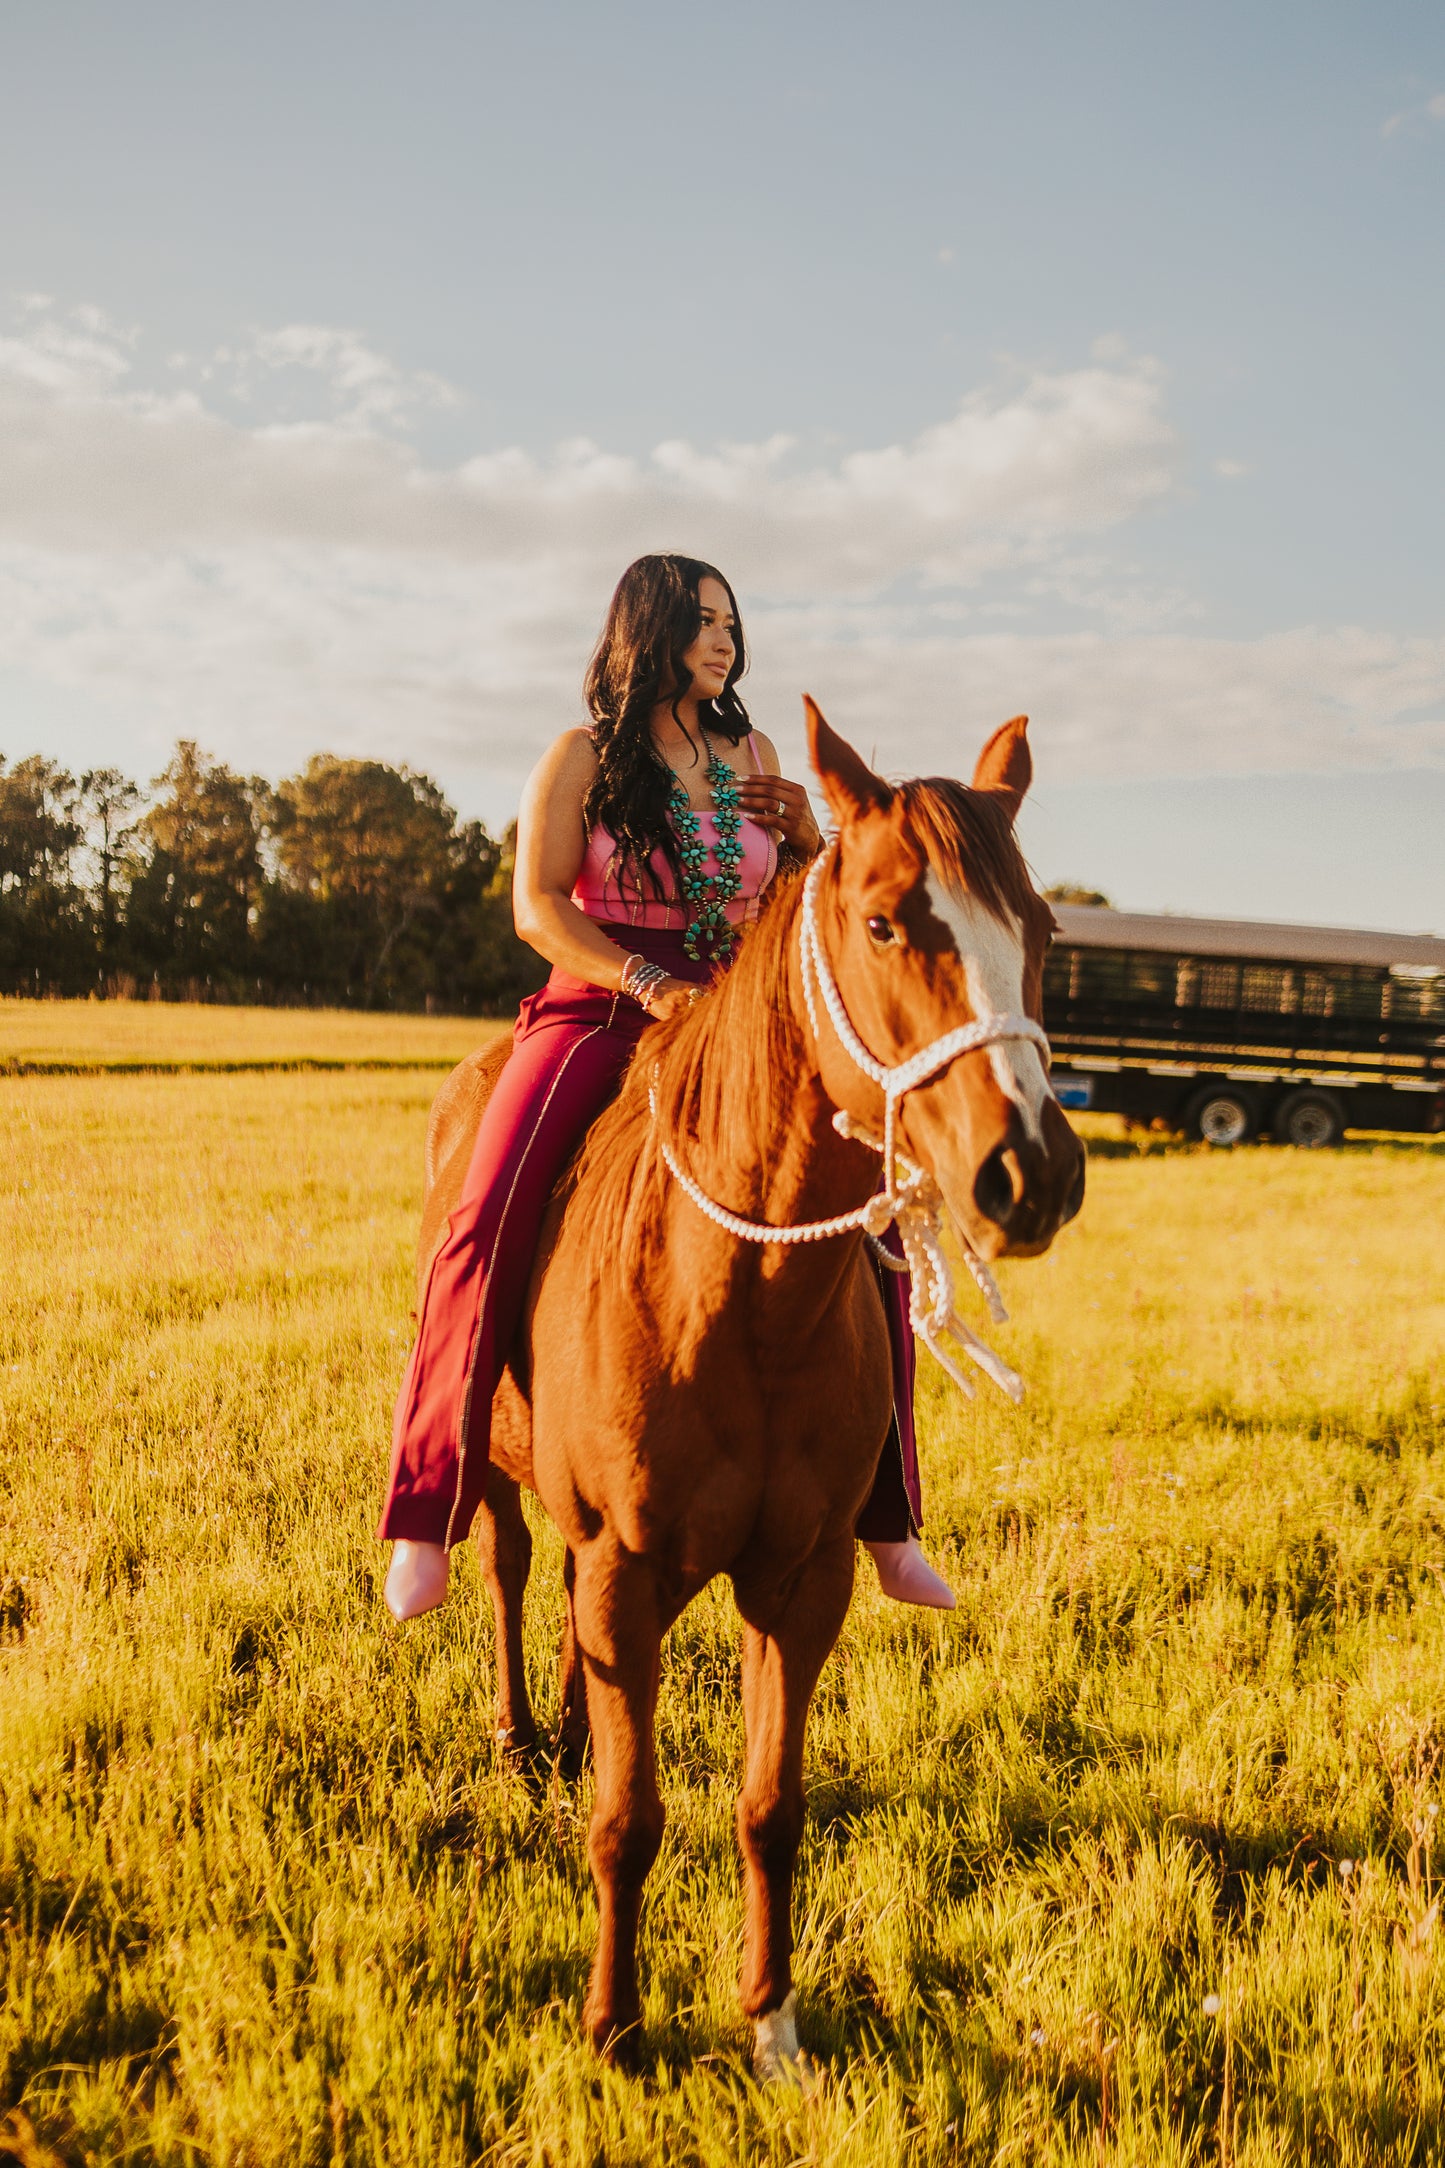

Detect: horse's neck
[681, 924, 880, 1290]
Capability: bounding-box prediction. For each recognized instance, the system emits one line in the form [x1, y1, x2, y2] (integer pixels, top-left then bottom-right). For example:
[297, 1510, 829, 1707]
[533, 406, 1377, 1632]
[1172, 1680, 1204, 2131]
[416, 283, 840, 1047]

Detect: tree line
[0, 743, 546, 1011]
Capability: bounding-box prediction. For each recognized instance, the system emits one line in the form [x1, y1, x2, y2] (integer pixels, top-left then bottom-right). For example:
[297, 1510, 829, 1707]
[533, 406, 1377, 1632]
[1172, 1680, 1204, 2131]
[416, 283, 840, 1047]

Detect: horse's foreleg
[469, 1465, 537, 1765]
[555, 1546, 590, 1776]
[734, 1534, 856, 2077]
[573, 1536, 664, 2063]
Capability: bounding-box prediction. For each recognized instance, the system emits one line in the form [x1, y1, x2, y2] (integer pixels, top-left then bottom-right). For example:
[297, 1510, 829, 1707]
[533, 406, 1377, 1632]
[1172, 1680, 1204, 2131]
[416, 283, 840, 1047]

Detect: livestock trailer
[1043, 906, 1445, 1145]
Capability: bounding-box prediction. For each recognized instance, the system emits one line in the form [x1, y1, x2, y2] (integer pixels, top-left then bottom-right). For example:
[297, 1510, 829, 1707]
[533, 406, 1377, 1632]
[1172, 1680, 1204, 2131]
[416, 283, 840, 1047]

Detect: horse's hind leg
[733, 1534, 856, 2077]
[470, 1465, 537, 1765]
[556, 1546, 591, 1776]
[573, 1536, 664, 2063]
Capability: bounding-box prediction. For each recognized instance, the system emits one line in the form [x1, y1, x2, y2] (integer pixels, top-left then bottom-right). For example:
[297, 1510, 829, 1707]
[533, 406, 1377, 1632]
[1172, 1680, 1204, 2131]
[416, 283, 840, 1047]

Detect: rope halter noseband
[649, 847, 1053, 1402]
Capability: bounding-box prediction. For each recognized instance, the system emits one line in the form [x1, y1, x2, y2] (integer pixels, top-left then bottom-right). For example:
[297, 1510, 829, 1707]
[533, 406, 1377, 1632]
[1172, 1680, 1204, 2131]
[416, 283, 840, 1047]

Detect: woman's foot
[384, 1539, 450, 1620]
[863, 1534, 956, 1610]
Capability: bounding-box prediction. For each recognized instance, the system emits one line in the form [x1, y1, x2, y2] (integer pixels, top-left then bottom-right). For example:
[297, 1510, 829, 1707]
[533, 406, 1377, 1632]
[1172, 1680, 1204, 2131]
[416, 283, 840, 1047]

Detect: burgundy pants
[379, 926, 921, 1548]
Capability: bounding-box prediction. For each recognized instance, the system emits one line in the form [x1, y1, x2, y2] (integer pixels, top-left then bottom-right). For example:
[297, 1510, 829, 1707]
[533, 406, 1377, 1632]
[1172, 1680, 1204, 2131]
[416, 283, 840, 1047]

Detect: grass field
[2, 1039, 1444, 2164]
[0, 996, 506, 1073]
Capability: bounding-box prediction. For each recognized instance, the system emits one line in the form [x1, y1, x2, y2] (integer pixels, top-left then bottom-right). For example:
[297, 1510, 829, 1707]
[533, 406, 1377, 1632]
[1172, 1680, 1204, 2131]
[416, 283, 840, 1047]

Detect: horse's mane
[895, 776, 1039, 929]
[568, 779, 1039, 1293]
[568, 863, 810, 1298]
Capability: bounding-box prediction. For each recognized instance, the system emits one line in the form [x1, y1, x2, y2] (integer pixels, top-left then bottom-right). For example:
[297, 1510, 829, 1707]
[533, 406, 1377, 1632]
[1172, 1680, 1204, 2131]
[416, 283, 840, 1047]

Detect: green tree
[1043, 883, 1113, 909]
[0, 736, 541, 1012]
[440, 818, 547, 1011]
[79, 767, 143, 967]
[266, 756, 465, 1003]
[128, 743, 264, 987]
[0, 755, 88, 991]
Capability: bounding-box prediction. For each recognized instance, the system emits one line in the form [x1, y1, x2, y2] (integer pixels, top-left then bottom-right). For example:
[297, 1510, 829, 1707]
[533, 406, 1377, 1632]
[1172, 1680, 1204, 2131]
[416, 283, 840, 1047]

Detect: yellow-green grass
[0, 996, 507, 1074]
[1, 1079, 1443, 2165]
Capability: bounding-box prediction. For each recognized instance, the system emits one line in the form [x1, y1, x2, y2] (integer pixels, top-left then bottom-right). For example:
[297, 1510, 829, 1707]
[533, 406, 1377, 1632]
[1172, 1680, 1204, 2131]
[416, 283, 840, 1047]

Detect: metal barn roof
[1049, 905, 1445, 973]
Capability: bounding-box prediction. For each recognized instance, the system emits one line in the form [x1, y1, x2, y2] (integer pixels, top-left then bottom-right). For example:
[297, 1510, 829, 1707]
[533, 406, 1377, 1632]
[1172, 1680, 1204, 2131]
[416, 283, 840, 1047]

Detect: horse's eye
[866, 915, 895, 945]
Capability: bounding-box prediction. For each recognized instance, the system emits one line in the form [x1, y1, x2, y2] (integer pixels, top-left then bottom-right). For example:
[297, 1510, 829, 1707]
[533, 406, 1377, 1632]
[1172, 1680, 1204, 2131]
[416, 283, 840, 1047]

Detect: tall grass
[0, 996, 504, 1072]
[1, 1075, 1443, 2164]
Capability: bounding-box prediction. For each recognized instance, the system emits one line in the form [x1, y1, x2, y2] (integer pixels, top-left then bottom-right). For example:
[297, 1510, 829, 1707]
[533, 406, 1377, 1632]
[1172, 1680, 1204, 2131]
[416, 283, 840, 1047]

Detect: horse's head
[804, 698, 1085, 1261]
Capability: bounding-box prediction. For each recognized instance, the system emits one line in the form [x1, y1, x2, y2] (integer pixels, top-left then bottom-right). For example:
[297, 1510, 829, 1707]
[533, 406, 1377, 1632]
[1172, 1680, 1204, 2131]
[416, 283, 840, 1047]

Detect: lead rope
[648, 849, 1052, 1403]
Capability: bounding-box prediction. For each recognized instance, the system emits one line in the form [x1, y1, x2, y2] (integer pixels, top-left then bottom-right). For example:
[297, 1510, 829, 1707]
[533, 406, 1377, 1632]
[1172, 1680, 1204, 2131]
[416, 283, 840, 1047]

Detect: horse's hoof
[586, 2010, 644, 2070]
[752, 1990, 819, 2089]
[555, 1725, 591, 1782]
[494, 1723, 540, 1775]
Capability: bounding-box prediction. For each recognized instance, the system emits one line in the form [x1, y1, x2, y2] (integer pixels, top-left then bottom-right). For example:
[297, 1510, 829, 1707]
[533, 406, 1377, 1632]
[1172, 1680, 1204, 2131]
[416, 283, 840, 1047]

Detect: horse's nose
[971, 1115, 1085, 1250]
[1061, 1139, 1086, 1226]
[973, 1143, 1023, 1230]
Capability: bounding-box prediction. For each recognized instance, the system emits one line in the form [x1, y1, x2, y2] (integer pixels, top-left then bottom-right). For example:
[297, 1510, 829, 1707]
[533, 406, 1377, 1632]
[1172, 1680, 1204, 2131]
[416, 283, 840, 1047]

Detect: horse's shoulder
[424, 1037, 511, 1182]
[417, 1034, 515, 1300]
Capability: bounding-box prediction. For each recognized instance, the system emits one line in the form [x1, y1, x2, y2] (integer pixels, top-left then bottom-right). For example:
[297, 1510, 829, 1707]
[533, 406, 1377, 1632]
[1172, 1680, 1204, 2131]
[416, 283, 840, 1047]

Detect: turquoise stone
[669, 747, 754, 963]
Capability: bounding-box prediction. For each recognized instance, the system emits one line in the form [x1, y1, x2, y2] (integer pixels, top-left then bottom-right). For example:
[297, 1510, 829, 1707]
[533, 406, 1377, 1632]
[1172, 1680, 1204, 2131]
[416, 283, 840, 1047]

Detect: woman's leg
[856, 1236, 955, 1610]
[380, 1014, 631, 1559]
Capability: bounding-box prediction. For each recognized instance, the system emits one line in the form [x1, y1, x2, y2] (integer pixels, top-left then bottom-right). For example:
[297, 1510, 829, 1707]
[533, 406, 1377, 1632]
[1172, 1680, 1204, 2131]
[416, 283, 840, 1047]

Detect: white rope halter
[649, 848, 1052, 1402]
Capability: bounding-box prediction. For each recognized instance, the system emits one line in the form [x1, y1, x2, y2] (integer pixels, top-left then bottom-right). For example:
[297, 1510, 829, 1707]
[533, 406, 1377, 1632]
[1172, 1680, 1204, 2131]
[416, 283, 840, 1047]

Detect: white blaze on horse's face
[924, 872, 1051, 1143]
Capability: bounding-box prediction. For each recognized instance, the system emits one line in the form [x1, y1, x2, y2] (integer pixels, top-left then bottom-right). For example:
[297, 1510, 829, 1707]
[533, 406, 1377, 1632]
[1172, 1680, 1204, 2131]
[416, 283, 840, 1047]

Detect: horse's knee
[589, 1796, 665, 1891]
[501, 1512, 533, 1591]
[474, 1484, 531, 1595]
[737, 1786, 804, 1881]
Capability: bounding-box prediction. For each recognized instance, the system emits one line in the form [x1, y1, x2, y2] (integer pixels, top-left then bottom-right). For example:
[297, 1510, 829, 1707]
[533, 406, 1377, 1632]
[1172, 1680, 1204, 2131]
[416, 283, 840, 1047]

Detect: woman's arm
[512, 730, 639, 989]
[735, 730, 822, 860]
[511, 730, 695, 1014]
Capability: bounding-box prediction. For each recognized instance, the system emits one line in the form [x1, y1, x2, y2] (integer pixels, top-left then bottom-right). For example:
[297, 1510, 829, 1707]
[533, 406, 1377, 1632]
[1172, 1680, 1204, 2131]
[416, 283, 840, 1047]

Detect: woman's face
[681, 576, 737, 702]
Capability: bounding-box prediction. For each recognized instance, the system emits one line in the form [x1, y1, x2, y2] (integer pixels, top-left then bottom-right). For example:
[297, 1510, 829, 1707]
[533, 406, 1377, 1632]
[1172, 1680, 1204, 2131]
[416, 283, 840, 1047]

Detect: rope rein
[647, 848, 1052, 1403]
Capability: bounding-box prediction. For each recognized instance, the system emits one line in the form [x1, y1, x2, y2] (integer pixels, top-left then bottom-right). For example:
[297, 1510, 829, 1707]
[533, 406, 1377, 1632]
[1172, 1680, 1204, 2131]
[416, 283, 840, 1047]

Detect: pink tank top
[571, 731, 779, 930]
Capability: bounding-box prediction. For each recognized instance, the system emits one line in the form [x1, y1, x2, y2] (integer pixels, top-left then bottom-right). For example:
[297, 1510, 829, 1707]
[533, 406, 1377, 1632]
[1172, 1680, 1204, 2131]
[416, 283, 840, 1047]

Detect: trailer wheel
[1275, 1088, 1345, 1149]
[1185, 1085, 1257, 1147]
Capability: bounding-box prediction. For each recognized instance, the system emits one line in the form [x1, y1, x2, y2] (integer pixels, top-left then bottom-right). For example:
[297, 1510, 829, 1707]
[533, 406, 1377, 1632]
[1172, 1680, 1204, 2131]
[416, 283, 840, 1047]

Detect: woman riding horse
[378, 553, 954, 1616]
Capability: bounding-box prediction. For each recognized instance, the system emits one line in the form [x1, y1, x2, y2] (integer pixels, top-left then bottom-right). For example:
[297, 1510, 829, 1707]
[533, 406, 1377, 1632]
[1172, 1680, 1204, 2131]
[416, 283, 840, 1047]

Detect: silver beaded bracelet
[620, 955, 669, 1009]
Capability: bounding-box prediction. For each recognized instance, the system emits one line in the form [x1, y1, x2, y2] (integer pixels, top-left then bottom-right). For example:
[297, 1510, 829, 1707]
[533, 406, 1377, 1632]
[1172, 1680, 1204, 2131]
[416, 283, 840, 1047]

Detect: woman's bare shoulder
[749, 729, 782, 775]
[527, 726, 599, 787]
[519, 730, 599, 835]
[549, 725, 600, 767]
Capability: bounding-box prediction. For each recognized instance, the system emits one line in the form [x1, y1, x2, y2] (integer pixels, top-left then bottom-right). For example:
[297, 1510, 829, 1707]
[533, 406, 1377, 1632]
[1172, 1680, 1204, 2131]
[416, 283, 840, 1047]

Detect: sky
[2, 0, 1443, 932]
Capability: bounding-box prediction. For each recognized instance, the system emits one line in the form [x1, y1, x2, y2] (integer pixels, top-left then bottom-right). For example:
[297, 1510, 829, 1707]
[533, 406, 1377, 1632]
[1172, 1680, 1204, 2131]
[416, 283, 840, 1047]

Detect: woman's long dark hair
[583, 553, 751, 903]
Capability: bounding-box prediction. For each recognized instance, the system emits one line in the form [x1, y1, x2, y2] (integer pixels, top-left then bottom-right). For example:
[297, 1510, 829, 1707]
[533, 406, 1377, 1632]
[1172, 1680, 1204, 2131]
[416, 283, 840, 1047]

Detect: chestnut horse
[414, 704, 1084, 2071]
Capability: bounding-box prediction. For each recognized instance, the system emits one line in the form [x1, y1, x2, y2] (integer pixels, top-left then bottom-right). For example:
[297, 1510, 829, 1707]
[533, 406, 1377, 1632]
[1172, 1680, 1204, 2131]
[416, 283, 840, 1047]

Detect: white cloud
[1382, 90, 1445, 137]
[765, 618, 1445, 784]
[0, 302, 135, 395]
[219, 323, 461, 430]
[0, 307, 1176, 587]
[0, 300, 1441, 798]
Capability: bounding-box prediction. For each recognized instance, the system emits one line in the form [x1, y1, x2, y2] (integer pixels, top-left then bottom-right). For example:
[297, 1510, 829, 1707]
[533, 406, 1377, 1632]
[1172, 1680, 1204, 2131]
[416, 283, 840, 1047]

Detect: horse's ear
[971, 715, 1031, 821]
[804, 695, 892, 823]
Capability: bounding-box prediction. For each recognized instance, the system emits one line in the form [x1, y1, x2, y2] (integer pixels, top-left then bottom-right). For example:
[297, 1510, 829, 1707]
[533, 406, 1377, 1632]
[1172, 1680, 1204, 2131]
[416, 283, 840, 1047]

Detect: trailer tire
[1185, 1085, 1257, 1147]
[1274, 1088, 1345, 1149]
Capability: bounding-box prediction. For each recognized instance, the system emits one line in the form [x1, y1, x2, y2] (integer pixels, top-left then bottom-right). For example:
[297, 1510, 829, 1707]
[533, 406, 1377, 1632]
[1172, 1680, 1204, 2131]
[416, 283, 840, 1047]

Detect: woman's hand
[734, 771, 821, 858]
[643, 977, 703, 1020]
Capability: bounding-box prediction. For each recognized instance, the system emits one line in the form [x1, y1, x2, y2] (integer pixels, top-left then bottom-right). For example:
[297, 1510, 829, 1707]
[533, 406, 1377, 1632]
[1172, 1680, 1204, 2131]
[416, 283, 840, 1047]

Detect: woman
[379, 554, 954, 1618]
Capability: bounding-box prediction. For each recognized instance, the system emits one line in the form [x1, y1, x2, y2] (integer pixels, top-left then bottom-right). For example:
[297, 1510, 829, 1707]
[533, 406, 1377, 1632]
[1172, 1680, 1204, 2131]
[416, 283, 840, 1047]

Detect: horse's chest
[530, 1244, 892, 1555]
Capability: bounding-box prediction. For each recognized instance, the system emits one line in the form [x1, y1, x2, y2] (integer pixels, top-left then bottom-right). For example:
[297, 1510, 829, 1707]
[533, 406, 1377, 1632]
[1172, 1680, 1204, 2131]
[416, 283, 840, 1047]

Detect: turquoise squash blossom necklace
[669, 737, 743, 962]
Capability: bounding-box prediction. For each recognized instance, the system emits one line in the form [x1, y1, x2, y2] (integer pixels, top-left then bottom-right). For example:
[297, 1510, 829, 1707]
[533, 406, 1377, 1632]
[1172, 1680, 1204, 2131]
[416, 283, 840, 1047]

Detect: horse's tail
[417, 1034, 514, 1305]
